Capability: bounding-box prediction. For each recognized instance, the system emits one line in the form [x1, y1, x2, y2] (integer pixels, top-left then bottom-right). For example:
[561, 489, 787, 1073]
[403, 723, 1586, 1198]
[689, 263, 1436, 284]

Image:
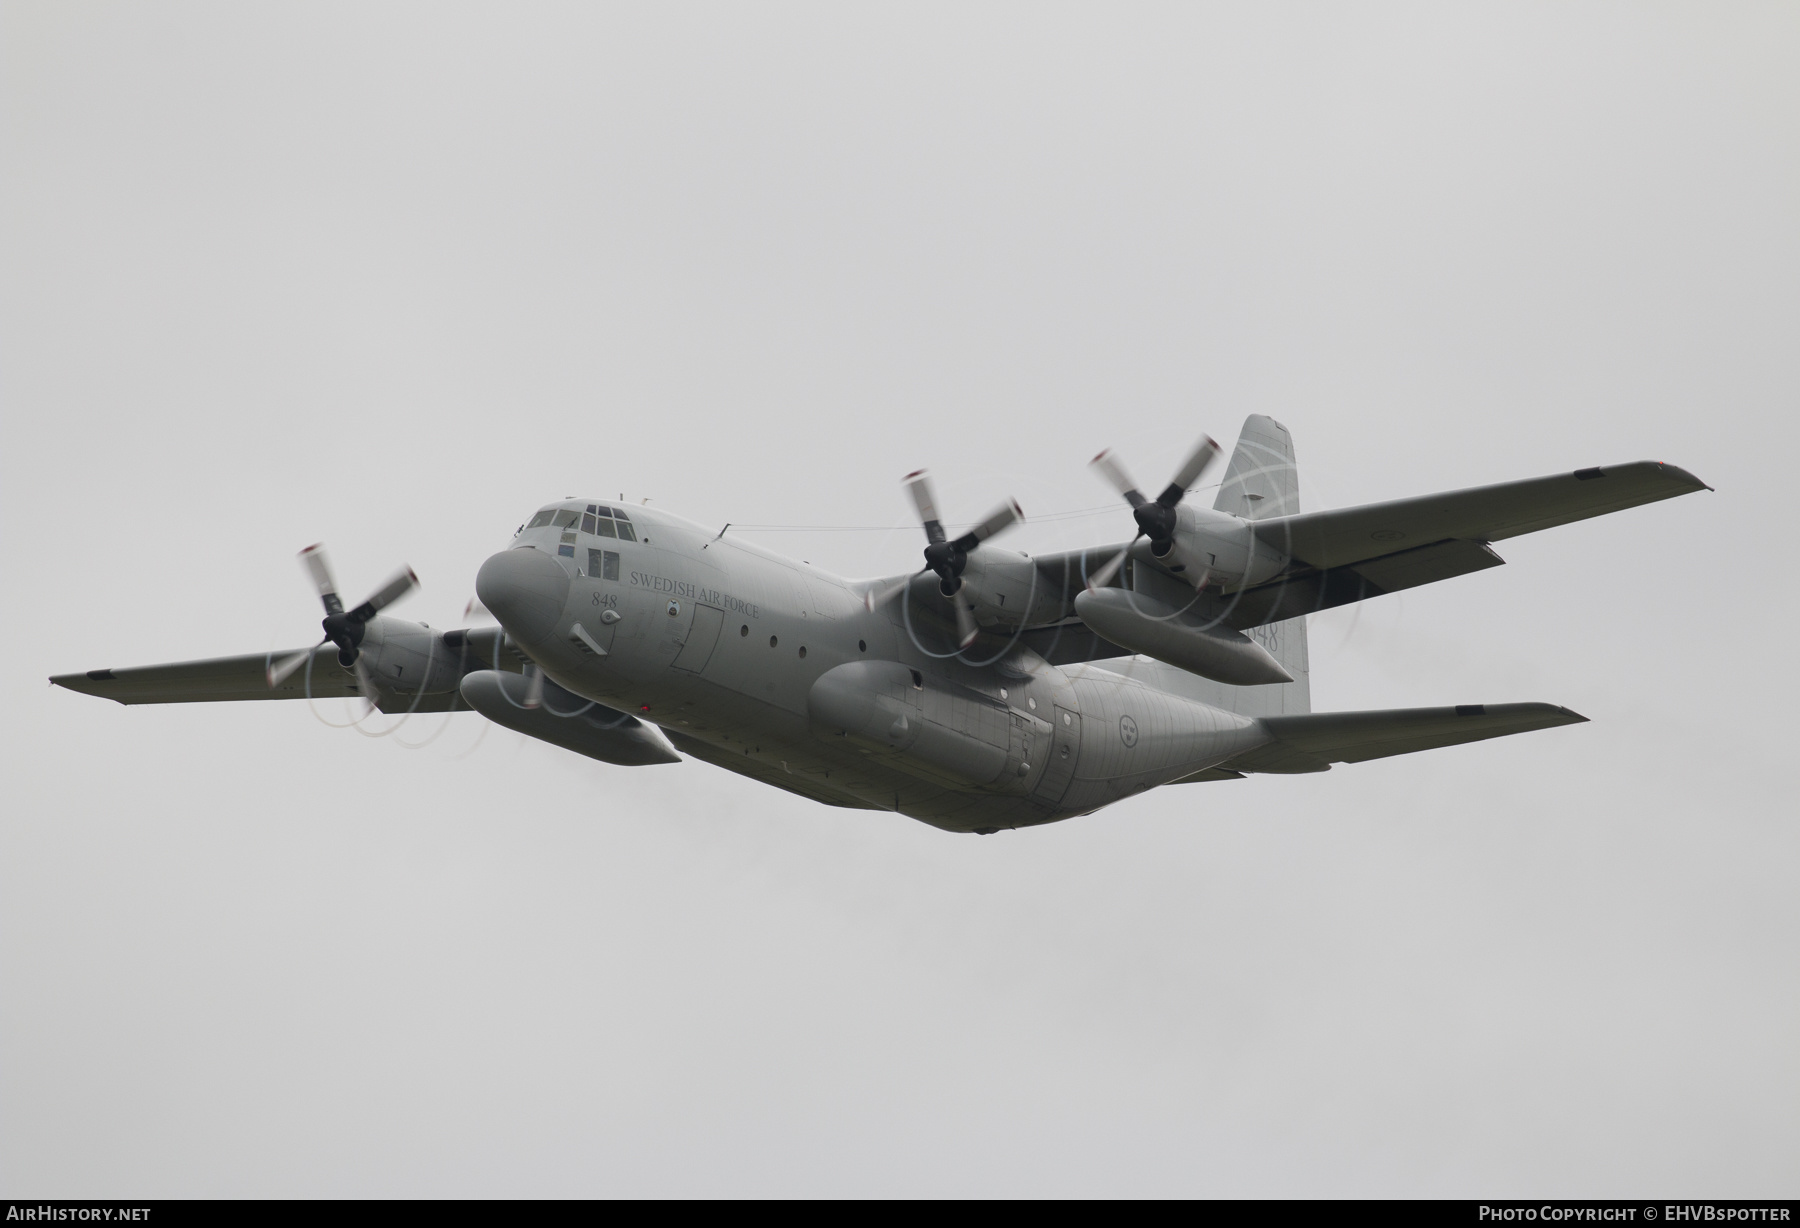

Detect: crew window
[592, 515, 617, 538]
[591, 506, 636, 541]
[557, 544, 575, 558]
[580, 513, 597, 534]
[588, 549, 619, 581]
[527, 509, 556, 529]
[586, 504, 599, 514]
[552, 509, 579, 529]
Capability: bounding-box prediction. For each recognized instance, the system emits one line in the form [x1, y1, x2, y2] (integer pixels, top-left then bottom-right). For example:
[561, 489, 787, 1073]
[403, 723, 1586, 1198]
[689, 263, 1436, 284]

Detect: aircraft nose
[476, 548, 571, 643]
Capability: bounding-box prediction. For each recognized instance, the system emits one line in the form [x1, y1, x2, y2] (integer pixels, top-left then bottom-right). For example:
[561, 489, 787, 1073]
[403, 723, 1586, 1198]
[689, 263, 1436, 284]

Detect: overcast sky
[3, 2, 1796, 1197]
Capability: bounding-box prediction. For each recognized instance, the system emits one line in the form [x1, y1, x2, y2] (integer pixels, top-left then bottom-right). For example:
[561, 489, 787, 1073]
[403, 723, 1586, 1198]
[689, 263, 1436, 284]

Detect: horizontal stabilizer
[1218, 702, 1587, 775]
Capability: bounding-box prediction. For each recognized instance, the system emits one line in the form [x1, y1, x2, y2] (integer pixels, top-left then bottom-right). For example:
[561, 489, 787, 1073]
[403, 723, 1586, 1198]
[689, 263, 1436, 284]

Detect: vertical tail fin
[1213, 414, 1301, 521]
[1217, 416, 1308, 713]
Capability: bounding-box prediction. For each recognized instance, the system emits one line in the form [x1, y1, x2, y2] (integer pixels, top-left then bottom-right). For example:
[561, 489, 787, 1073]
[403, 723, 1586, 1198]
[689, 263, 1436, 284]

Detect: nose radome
[476, 548, 571, 643]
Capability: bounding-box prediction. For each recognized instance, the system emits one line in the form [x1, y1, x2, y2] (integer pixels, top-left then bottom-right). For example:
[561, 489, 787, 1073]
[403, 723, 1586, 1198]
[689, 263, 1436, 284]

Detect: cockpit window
[527, 509, 556, 529]
[613, 518, 637, 542]
[591, 515, 617, 538]
[551, 509, 579, 529]
[612, 508, 630, 522]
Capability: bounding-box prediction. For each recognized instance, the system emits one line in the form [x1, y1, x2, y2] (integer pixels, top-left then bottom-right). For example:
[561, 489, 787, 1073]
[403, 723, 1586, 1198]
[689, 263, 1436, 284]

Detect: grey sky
[3, 2, 1795, 1196]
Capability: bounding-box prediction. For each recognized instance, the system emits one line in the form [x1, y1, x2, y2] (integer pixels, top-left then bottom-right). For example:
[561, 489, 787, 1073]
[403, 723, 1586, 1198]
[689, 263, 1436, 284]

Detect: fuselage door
[1034, 705, 1082, 806]
[672, 604, 726, 672]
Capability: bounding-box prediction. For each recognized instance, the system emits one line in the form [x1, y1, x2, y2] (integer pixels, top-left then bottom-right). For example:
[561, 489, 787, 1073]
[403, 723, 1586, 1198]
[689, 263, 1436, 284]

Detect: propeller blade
[863, 569, 923, 611]
[953, 498, 1024, 551]
[1086, 537, 1139, 592]
[266, 640, 323, 687]
[952, 591, 979, 650]
[464, 596, 492, 622]
[1090, 450, 1148, 507]
[902, 470, 947, 544]
[523, 666, 545, 710]
[1157, 434, 1221, 507]
[349, 565, 419, 622]
[352, 656, 381, 712]
[298, 544, 344, 615]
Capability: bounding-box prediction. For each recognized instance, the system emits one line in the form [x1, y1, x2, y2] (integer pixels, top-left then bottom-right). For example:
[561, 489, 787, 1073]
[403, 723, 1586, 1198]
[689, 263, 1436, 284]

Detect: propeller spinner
[1086, 434, 1221, 591]
[865, 470, 1023, 649]
[266, 544, 419, 707]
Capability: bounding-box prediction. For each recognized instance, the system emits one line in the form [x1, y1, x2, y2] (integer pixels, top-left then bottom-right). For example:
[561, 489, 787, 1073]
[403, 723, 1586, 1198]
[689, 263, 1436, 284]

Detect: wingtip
[1646, 461, 1712, 492]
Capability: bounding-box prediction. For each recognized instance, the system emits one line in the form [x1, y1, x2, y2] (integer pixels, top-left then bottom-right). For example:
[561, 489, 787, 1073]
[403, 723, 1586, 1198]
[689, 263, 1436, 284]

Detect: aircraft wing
[48, 627, 524, 711]
[52, 647, 364, 705]
[1204, 702, 1587, 775]
[1249, 460, 1710, 571]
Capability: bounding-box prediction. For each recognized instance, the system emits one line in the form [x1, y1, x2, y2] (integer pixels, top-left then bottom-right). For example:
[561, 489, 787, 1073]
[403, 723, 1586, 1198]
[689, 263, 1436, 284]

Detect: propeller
[265, 544, 420, 703]
[1086, 434, 1221, 591]
[864, 470, 1023, 649]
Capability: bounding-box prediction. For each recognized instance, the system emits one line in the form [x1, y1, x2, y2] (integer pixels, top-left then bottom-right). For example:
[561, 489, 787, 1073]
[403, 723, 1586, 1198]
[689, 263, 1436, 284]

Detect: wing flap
[1224, 702, 1587, 773]
[1349, 537, 1506, 592]
[1251, 461, 1709, 570]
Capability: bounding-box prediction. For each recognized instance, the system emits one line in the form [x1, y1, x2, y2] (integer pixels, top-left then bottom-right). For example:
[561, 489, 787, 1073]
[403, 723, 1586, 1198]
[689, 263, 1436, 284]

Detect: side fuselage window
[588, 548, 620, 580]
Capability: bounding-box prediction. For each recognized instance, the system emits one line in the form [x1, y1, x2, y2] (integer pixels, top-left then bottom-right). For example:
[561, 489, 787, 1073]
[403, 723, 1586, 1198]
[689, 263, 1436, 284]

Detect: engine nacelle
[808, 660, 1033, 789]
[357, 616, 466, 695]
[956, 548, 1067, 629]
[895, 548, 1066, 633]
[1154, 506, 1289, 591]
[1073, 587, 1293, 686]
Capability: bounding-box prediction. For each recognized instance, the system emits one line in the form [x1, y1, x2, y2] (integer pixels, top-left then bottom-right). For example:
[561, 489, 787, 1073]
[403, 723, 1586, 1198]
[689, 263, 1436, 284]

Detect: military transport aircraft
[51, 417, 1709, 834]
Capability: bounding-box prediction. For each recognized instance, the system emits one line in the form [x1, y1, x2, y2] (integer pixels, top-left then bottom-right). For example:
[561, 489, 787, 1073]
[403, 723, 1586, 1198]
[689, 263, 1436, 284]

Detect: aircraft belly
[1050, 669, 1269, 816]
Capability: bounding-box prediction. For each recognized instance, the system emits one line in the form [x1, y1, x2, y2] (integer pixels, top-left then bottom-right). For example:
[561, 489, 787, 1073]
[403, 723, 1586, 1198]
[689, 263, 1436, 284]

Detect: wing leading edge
[1248, 460, 1710, 572]
[49, 627, 524, 712]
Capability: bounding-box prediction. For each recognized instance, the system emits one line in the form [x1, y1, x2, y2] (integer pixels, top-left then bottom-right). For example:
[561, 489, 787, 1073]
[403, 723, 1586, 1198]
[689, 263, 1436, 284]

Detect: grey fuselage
[477, 500, 1273, 833]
